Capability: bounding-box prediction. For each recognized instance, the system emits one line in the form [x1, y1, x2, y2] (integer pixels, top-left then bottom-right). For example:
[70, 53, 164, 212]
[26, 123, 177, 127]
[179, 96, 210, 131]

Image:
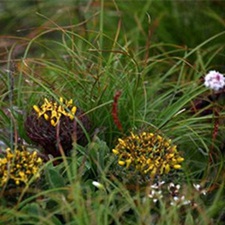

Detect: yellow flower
[25, 97, 91, 158]
[33, 97, 77, 126]
[0, 147, 43, 187]
[112, 132, 184, 177]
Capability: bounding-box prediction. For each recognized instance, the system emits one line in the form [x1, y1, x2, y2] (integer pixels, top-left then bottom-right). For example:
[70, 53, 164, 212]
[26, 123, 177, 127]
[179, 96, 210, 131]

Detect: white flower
[204, 70, 225, 91]
[193, 183, 201, 191]
[193, 183, 207, 195]
[150, 181, 165, 189]
[170, 195, 191, 206]
[92, 181, 105, 190]
[148, 188, 163, 202]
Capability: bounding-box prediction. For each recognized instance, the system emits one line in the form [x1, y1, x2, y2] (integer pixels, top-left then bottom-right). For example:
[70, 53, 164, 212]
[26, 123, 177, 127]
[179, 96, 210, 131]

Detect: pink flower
[204, 70, 225, 91]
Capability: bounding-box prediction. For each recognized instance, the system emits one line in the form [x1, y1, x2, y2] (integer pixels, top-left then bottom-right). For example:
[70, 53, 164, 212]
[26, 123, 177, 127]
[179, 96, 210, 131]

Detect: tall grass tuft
[0, 1, 225, 224]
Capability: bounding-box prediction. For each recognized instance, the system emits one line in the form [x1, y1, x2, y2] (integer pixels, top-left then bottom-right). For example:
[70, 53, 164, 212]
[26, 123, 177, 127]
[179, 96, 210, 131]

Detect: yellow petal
[131, 132, 135, 139]
[15, 180, 20, 185]
[44, 98, 49, 104]
[44, 113, 49, 120]
[68, 114, 74, 120]
[112, 149, 119, 155]
[33, 105, 41, 113]
[165, 164, 170, 173]
[173, 164, 181, 169]
[150, 167, 157, 177]
[177, 157, 184, 163]
[71, 106, 77, 115]
[118, 138, 126, 146]
[51, 119, 57, 126]
[37, 158, 43, 163]
[58, 105, 64, 113]
[157, 135, 162, 141]
[168, 153, 174, 158]
[118, 161, 125, 166]
[51, 110, 57, 118]
[126, 159, 132, 168]
[68, 99, 73, 105]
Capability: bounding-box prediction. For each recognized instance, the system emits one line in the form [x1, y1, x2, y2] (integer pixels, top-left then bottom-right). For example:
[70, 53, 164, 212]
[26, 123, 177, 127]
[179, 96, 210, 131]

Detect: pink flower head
[204, 70, 225, 91]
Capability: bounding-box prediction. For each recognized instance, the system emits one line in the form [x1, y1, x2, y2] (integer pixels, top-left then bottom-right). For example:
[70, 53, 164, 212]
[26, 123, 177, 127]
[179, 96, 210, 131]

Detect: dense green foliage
[0, 1, 225, 224]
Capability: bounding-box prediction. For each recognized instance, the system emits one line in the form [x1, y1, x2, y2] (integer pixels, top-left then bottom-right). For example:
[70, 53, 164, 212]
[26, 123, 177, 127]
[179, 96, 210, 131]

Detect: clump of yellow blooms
[112, 132, 184, 177]
[0, 147, 43, 187]
[33, 97, 77, 126]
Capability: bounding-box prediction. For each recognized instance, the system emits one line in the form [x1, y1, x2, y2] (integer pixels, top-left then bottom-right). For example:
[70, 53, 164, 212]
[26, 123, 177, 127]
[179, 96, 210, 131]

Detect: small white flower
[193, 183, 207, 195]
[148, 188, 163, 202]
[193, 183, 201, 191]
[149, 190, 155, 198]
[170, 195, 191, 206]
[158, 181, 165, 186]
[180, 196, 191, 205]
[150, 184, 158, 189]
[204, 70, 225, 91]
[92, 181, 105, 190]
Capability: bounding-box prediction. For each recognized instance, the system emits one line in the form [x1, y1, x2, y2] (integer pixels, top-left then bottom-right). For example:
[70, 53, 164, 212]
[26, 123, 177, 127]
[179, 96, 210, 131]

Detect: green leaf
[184, 213, 194, 225]
[21, 202, 43, 216]
[88, 137, 110, 170]
[51, 215, 63, 225]
[45, 168, 65, 189]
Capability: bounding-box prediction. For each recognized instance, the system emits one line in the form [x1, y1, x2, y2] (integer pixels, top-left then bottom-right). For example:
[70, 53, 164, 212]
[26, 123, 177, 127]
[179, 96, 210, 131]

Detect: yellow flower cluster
[112, 132, 184, 177]
[33, 97, 77, 126]
[0, 148, 43, 186]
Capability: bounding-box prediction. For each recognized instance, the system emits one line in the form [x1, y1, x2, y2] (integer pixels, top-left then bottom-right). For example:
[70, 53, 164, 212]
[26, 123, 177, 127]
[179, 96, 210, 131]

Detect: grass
[1, 0, 225, 224]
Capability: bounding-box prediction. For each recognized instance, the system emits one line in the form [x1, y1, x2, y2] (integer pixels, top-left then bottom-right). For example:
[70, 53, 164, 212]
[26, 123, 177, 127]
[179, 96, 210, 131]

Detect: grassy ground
[0, 0, 225, 224]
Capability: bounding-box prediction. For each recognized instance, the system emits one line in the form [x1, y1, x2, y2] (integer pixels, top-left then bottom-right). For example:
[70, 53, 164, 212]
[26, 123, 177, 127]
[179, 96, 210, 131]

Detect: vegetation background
[0, 0, 225, 224]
